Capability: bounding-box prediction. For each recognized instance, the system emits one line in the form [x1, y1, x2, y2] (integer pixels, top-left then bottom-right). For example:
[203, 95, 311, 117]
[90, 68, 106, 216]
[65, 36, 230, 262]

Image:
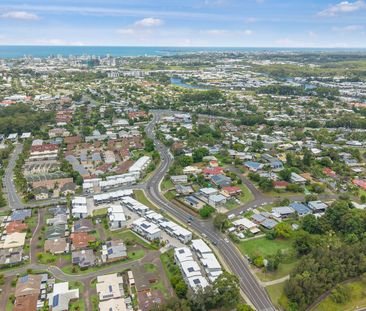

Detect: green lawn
[238, 237, 294, 259]
[144, 263, 157, 273]
[150, 280, 168, 296]
[238, 236, 298, 281]
[314, 279, 366, 311]
[69, 281, 85, 311]
[238, 184, 254, 204]
[161, 178, 174, 191]
[105, 229, 156, 250]
[257, 261, 297, 282]
[164, 191, 176, 201]
[91, 294, 99, 311]
[61, 249, 144, 275]
[160, 250, 176, 280]
[37, 252, 57, 264]
[266, 282, 290, 310]
[225, 199, 239, 210]
[134, 190, 157, 209]
[93, 207, 108, 217]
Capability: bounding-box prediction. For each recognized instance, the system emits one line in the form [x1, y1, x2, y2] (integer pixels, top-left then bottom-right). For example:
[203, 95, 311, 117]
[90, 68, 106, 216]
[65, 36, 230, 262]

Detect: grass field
[93, 207, 108, 217]
[266, 282, 290, 310]
[257, 261, 297, 282]
[238, 184, 255, 204]
[238, 236, 294, 259]
[238, 236, 298, 281]
[105, 229, 156, 250]
[61, 249, 145, 275]
[144, 263, 157, 273]
[150, 280, 168, 295]
[161, 178, 174, 191]
[314, 279, 366, 311]
[134, 190, 157, 209]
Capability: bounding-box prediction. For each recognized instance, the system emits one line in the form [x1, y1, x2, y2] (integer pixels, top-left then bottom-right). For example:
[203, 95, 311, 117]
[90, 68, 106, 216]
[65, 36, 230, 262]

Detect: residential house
[5, 221, 27, 234]
[72, 219, 94, 233]
[208, 194, 227, 207]
[221, 186, 242, 197]
[101, 240, 127, 263]
[70, 232, 96, 250]
[71, 249, 96, 268]
[45, 225, 66, 240]
[244, 161, 263, 172]
[308, 201, 328, 213]
[171, 175, 188, 184]
[44, 238, 69, 255]
[0, 232, 26, 249]
[48, 282, 79, 311]
[290, 202, 311, 216]
[210, 174, 232, 187]
[72, 197, 88, 219]
[96, 273, 124, 302]
[290, 172, 307, 184]
[108, 204, 127, 230]
[272, 206, 295, 219]
[0, 247, 23, 266]
[131, 218, 161, 241]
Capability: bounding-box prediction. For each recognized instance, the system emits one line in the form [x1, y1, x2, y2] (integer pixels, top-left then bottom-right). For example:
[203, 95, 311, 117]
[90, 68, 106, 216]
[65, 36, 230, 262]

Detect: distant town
[1, 50, 366, 311]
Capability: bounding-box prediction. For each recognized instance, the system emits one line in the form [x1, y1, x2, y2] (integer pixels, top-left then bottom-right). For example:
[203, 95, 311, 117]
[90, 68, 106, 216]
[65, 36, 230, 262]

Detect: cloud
[308, 31, 317, 38]
[117, 28, 136, 35]
[201, 29, 228, 35]
[245, 17, 258, 23]
[242, 29, 254, 35]
[134, 17, 163, 27]
[332, 24, 364, 31]
[318, 0, 366, 16]
[117, 17, 163, 37]
[0, 4, 231, 21]
[0, 11, 39, 20]
[35, 39, 85, 46]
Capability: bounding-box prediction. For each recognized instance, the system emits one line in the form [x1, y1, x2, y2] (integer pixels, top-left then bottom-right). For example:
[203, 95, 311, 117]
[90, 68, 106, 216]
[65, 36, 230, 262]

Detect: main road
[145, 110, 276, 311]
[3, 143, 25, 210]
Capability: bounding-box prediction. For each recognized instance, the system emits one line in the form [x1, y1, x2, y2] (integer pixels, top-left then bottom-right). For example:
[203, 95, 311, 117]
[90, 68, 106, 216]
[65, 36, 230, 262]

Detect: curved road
[145, 111, 275, 311]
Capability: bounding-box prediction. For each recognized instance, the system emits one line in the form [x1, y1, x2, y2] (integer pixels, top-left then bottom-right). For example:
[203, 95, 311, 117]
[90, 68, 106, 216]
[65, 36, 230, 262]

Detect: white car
[224, 238, 229, 243]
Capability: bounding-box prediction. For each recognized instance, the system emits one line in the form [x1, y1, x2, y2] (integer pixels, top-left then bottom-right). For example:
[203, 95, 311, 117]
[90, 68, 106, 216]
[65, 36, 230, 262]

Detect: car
[224, 238, 229, 243]
[202, 233, 207, 238]
[212, 241, 218, 246]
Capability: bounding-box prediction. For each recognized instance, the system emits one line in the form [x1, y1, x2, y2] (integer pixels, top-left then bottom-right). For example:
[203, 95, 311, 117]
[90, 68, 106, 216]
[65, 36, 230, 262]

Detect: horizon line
[1, 45, 366, 49]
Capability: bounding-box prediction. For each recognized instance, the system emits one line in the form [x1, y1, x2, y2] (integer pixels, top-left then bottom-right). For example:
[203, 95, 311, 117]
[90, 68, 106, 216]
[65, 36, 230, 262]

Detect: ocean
[0, 46, 366, 58]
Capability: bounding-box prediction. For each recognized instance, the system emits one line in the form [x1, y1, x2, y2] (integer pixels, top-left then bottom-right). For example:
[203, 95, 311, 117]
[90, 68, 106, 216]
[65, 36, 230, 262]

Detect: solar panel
[53, 294, 59, 307]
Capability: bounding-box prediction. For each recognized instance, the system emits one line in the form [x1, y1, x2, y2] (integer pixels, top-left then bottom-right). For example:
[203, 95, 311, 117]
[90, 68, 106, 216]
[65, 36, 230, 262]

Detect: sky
[0, 0, 365, 47]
